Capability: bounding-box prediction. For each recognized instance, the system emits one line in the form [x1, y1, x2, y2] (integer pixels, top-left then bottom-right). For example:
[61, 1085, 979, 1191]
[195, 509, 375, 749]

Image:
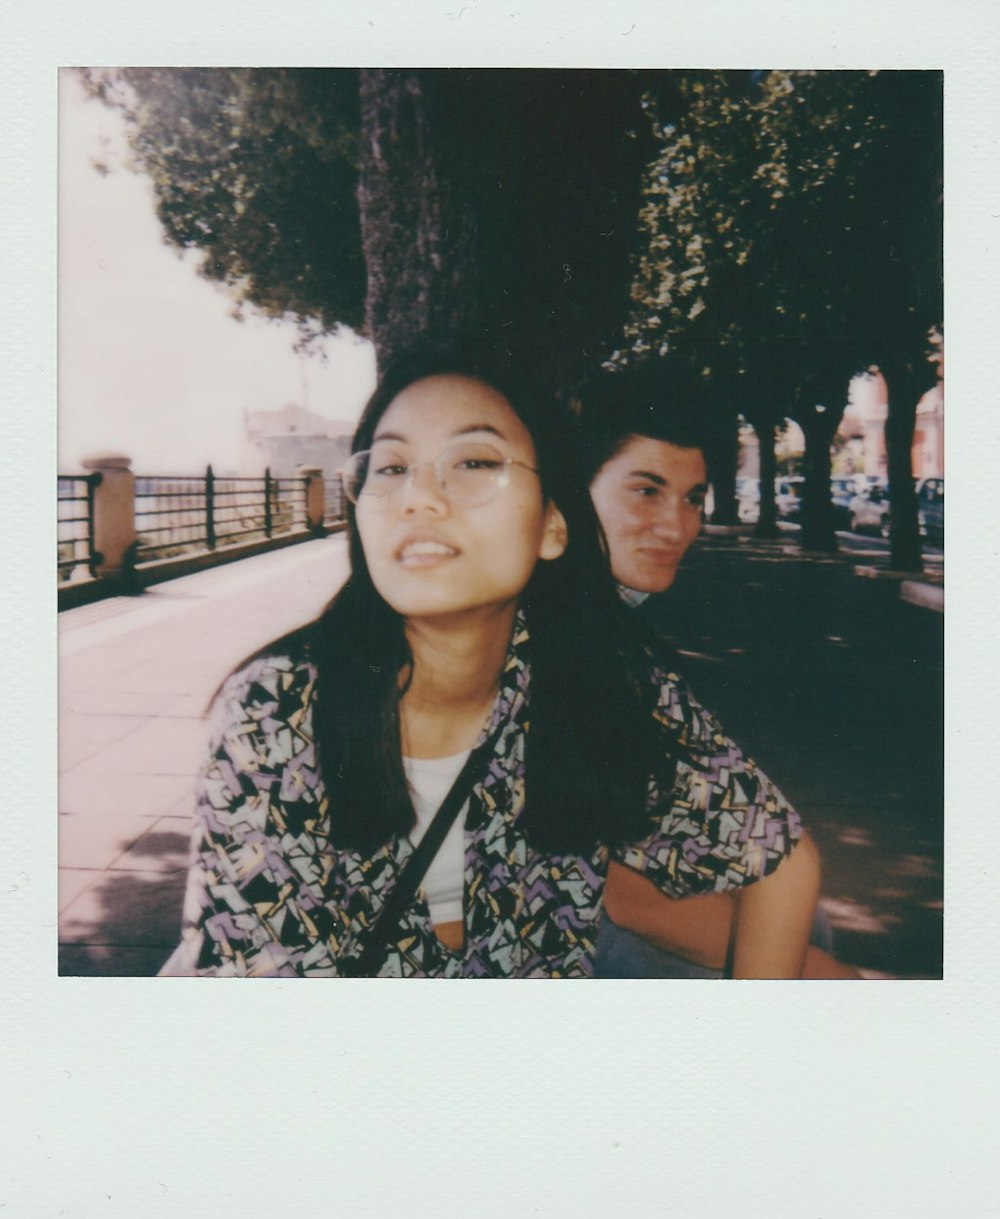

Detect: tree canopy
[630, 70, 941, 391]
[85, 67, 941, 563]
[84, 67, 657, 384]
[627, 69, 942, 553]
[82, 68, 366, 340]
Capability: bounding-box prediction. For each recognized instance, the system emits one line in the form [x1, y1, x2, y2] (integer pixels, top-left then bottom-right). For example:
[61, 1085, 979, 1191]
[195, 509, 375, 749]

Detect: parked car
[849, 482, 891, 535]
[916, 477, 944, 542]
[775, 476, 804, 522]
[831, 476, 867, 529]
[737, 477, 760, 523]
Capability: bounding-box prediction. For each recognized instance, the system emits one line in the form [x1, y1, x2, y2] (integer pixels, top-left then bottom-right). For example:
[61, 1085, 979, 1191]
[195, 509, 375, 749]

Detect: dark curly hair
[570, 359, 716, 486]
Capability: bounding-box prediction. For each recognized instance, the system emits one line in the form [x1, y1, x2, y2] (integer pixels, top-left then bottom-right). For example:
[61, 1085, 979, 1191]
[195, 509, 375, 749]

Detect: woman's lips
[395, 535, 460, 567]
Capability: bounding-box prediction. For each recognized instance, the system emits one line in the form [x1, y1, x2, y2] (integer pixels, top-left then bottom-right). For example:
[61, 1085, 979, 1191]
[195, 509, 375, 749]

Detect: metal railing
[58, 461, 349, 605]
[323, 473, 347, 526]
[57, 473, 100, 584]
[134, 474, 209, 561]
[134, 467, 309, 564]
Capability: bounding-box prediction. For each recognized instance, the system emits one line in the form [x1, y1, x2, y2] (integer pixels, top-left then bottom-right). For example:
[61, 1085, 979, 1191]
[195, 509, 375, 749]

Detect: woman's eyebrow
[371, 423, 506, 444]
[451, 423, 506, 439]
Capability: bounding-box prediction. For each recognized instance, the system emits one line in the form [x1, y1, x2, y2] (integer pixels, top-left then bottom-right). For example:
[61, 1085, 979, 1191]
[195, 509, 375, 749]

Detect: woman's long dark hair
[295, 342, 663, 855]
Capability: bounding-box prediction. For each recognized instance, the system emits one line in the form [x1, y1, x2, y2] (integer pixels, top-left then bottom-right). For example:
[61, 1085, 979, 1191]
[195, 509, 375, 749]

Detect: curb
[58, 523, 347, 612]
[901, 580, 944, 613]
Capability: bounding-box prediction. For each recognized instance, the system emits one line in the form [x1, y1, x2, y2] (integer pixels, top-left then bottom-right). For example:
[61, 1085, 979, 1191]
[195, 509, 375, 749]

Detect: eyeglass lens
[346, 442, 508, 507]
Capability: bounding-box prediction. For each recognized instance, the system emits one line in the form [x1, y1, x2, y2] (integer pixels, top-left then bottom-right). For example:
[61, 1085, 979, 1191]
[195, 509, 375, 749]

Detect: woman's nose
[399, 461, 449, 515]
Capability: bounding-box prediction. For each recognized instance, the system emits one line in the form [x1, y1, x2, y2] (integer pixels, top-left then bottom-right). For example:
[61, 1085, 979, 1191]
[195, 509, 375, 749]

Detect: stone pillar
[297, 466, 326, 536]
[81, 453, 139, 592]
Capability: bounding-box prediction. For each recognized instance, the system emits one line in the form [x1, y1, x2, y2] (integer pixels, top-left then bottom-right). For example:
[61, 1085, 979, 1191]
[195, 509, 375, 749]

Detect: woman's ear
[539, 503, 569, 561]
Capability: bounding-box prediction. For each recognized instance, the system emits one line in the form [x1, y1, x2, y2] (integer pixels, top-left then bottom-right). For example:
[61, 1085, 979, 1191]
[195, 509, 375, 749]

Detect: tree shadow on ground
[59, 830, 190, 977]
[810, 812, 942, 978]
[651, 536, 944, 979]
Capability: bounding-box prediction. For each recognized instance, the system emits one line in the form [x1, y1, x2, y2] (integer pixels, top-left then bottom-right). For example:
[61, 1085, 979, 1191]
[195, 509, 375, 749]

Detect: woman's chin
[381, 591, 506, 622]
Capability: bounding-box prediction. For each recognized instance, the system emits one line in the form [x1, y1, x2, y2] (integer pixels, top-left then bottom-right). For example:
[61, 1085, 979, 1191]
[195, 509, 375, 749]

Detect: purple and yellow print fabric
[161, 621, 801, 978]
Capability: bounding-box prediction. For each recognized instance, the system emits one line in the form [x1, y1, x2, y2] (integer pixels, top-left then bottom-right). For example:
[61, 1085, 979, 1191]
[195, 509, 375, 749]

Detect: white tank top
[402, 749, 471, 927]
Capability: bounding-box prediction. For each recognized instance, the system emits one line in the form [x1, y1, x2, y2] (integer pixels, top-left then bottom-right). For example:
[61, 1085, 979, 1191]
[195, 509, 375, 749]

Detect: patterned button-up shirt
[161, 620, 801, 978]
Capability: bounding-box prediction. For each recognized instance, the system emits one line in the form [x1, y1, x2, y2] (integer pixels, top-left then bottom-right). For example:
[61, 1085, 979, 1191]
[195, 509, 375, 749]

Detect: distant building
[242, 402, 355, 478]
[838, 372, 943, 482]
[737, 419, 804, 480]
[912, 383, 944, 478]
[839, 374, 888, 479]
[737, 368, 943, 485]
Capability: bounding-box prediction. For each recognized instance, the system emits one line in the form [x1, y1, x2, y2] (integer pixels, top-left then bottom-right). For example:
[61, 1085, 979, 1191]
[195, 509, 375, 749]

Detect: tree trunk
[357, 69, 654, 382]
[797, 387, 846, 553]
[358, 70, 483, 369]
[753, 419, 780, 539]
[708, 403, 740, 526]
[742, 354, 788, 540]
[881, 357, 928, 572]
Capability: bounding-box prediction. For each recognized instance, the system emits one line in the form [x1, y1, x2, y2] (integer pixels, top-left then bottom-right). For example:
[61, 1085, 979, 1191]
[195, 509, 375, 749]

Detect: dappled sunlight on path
[642, 530, 943, 978]
[58, 536, 350, 975]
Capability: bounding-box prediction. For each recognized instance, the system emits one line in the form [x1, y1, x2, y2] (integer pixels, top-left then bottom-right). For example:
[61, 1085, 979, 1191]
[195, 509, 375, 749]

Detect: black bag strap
[341, 727, 502, 978]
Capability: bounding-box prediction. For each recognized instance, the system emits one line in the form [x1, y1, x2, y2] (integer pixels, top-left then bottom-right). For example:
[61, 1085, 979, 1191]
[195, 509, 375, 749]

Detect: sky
[58, 70, 376, 475]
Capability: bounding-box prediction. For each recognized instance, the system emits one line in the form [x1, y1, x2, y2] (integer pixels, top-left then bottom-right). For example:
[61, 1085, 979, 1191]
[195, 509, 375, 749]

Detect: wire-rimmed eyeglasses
[341, 441, 539, 508]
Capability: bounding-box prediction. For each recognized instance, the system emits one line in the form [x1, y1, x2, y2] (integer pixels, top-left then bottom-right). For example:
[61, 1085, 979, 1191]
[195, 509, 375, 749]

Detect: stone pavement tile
[59, 770, 194, 817]
[163, 651, 245, 693]
[59, 867, 104, 913]
[160, 691, 213, 719]
[184, 623, 304, 670]
[103, 655, 226, 697]
[125, 619, 221, 655]
[77, 633, 177, 664]
[59, 867, 186, 947]
[174, 618, 314, 680]
[58, 811, 159, 870]
[57, 712, 147, 772]
[165, 789, 198, 818]
[59, 944, 173, 977]
[60, 687, 183, 717]
[72, 715, 209, 777]
[109, 815, 191, 874]
[58, 647, 147, 688]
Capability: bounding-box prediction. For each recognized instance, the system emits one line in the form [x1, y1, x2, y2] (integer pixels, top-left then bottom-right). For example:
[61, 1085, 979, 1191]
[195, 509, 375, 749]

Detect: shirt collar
[616, 583, 651, 609]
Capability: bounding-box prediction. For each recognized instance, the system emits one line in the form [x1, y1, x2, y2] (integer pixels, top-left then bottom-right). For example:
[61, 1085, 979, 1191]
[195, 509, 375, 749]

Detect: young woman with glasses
[162, 344, 814, 977]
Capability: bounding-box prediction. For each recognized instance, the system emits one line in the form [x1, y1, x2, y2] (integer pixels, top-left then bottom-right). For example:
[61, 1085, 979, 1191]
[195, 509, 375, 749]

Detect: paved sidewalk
[58, 537, 350, 976]
[643, 530, 943, 979]
[58, 528, 943, 978]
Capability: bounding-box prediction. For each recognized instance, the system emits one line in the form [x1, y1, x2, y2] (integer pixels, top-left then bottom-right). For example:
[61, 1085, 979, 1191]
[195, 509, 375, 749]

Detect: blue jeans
[593, 905, 834, 978]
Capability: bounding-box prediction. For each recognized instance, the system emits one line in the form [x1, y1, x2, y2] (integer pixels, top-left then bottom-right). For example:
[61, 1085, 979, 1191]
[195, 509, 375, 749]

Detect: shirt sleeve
[615, 668, 803, 899]
[159, 656, 320, 978]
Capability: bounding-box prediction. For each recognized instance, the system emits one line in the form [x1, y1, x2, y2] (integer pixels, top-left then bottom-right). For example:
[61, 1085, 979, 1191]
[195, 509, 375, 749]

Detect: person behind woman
[162, 344, 816, 978]
[573, 360, 858, 978]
